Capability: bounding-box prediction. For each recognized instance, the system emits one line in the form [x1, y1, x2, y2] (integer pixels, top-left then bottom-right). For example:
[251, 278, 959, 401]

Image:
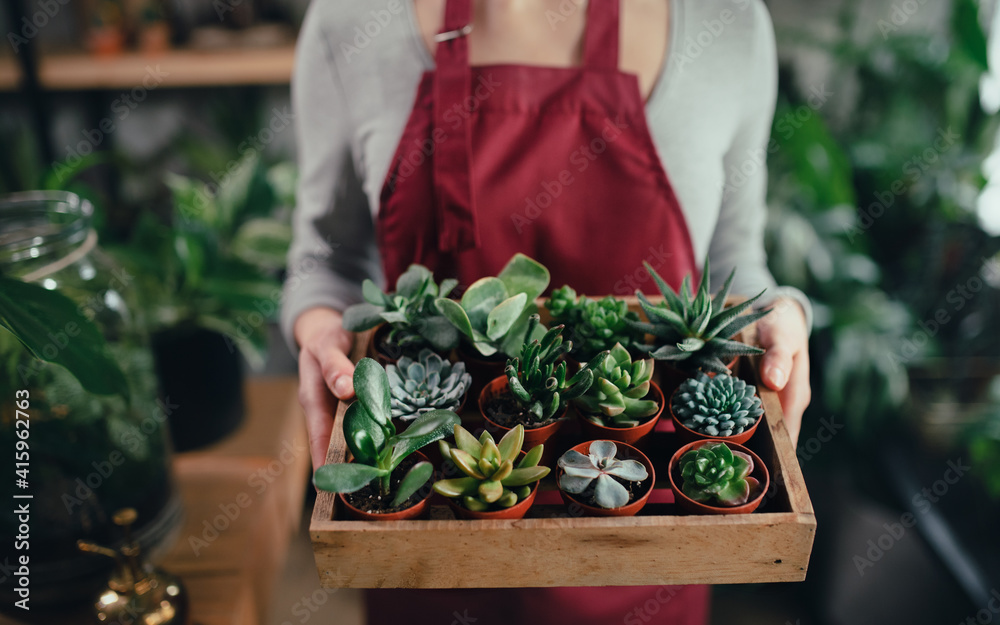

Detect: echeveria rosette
[433, 424, 550, 512]
[557, 440, 649, 509]
[672, 372, 763, 437]
[678, 442, 759, 507]
[572, 343, 659, 428]
[387, 349, 471, 421]
[629, 256, 772, 374]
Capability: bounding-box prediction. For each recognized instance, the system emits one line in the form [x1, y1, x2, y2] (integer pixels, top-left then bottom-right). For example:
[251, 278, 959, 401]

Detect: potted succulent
[556, 440, 654, 517]
[387, 349, 472, 421]
[342, 264, 460, 364]
[571, 343, 664, 445]
[668, 440, 769, 515]
[479, 317, 596, 449]
[433, 424, 550, 519]
[629, 258, 772, 393]
[313, 359, 460, 521]
[670, 372, 764, 445]
[545, 286, 643, 362]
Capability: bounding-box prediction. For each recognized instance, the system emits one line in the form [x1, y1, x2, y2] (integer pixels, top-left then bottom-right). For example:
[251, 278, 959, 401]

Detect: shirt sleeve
[707, 0, 813, 332]
[280, 2, 382, 353]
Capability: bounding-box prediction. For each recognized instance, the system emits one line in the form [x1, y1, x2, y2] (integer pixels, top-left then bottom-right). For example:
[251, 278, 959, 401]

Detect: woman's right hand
[294, 307, 356, 471]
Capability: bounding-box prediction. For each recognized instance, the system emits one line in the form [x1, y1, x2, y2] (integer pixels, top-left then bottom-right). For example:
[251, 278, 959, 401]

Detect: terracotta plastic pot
[668, 385, 762, 446]
[335, 452, 434, 521]
[668, 440, 769, 515]
[479, 376, 566, 450]
[576, 382, 665, 446]
[557, 440, 655, 517]
[446, 483, 539, 520]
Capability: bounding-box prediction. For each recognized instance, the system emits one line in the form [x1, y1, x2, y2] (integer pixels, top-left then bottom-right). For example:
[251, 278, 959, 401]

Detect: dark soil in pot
[483, 391, 559, 430]
[342, 456, 432, 515]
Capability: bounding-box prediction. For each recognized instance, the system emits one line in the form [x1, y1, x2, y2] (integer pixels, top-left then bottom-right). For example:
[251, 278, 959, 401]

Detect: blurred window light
[978, 1, 1000, 235]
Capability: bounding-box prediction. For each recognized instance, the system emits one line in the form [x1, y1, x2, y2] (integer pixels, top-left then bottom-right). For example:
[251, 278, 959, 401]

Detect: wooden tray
[310, 297, 815, 588]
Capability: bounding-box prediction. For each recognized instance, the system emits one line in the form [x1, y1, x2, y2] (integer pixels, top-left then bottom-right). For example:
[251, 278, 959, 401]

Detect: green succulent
[504, 316, 596, 423]
[677, 441, 760, 507]
[387, 349, 471, 422]
[435, 253, 550, 358]
[313, 358, 460, 508]
[434, 424, 550, 512]
[572, 343, 659, 428]
[557, 440, 649, 509]
[342, 264, 460, 356]
[672, 372, 763, 437]
[545, 287, 641, 360]
[630, 257, 772, 374]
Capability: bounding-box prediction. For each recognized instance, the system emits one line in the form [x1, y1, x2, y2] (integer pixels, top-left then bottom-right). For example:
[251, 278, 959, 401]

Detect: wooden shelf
[0, 45, 295, 92]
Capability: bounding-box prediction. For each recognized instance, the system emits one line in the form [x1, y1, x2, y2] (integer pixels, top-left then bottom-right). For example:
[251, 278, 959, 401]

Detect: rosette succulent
[387, 349, 471, 421]
[545, 286, 641, 360]
[342, 264, 459, 355]
[504, 316, 596, 422]
[434, 424, 550, 512]
[572, 343, 659, 428]
[557, 440, 649, 509]
[672, 372, 763, 437]
[630, 257, 772, 374]
[677, 441, 760, 507]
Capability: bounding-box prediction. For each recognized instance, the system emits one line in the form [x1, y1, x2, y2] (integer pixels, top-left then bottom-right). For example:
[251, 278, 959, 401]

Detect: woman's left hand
[755, 297, 811, 447]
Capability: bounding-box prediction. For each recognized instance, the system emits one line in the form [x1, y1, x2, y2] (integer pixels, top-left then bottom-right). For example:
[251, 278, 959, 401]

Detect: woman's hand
[755, 298, 811, 447]
[294, 307, 356, 471]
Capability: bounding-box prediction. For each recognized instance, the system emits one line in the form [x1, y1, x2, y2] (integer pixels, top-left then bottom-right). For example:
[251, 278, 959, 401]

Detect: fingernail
[768, 366, 787, 388]
[334, 376, 352, 397]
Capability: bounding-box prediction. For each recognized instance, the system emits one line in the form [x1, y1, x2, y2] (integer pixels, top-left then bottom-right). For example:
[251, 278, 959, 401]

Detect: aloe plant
[342, 264, 460, 355]
[387, 349, 471, 421]
[557, 440, 649, 509]
[503, 317, 596, 423]
[572, 343, 659, 428]
[434, 424, 549, 512]
[677, 441, 760, 507]
[630, 257, 772, 374]
[545, 286, 642, 360]
[435, 253, 550, 357]
[672, 372, 763, 437]
[313, 358, 460, 508]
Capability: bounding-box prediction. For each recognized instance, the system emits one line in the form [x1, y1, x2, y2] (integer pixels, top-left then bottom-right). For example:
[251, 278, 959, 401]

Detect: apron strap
[583, 0, 620, 71]
[432, 0, 480, 252]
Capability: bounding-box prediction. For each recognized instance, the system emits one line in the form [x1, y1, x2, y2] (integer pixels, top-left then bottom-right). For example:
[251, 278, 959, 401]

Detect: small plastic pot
[576, 381, 665, 446]
[668, 385, 763, 446]
[479, 376, 566, 450]
[668, 440, 769, 515]
[557, 440, 655, 517]
[335, 452, 434, 521]
[446, 483, 539, 520]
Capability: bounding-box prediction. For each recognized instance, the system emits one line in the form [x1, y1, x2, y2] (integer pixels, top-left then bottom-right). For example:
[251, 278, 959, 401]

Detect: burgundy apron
[370, 0, 707, 622]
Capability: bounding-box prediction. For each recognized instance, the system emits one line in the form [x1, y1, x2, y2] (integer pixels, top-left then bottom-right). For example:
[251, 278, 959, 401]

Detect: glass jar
[0, 191, 180, 611]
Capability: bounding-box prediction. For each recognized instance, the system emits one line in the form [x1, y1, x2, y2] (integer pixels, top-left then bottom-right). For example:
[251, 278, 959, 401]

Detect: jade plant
[342, 264, 460, 355]
[434, 424, 550, 512]
[630, 257, 772, 374]
[313, 358, 460, 508]
[546, 286, 642, 360]
[435, 253, 550, 357]
[677, 441, 760, 507]
[672, 372, 763, 437]
[387, 349, 471, 422]
[503, 317, 596, 423]
[557, 440, 649, 509]
[572, 343, 659, 428]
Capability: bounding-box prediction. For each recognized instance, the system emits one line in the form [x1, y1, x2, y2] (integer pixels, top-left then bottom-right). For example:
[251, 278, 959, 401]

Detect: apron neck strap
[583, 0, 620, 71]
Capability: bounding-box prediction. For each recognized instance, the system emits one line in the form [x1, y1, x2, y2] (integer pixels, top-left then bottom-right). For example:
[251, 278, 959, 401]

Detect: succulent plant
[677, 441, 760, 507]
[342, 264, 460, 355]
[387, 349, 471, 421]
[545, 287, 641, 360]
[434, 424, 550, 512]
[313, 358, 460, 508]
[672, 372, 763, 437]
[557, 440, 649, 509]
[629, 257, 772, 374]
[572, 343, 659, 428]
[435, 253, 550, 357]
[504, 316, 596, 423]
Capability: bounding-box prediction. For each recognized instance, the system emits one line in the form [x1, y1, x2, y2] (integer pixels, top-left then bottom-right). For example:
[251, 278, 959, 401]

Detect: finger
[313, 338, 356, 400]
[778, 351, 811, 448]
[298, 349, 337, 471]
[759, 339, 794, 392]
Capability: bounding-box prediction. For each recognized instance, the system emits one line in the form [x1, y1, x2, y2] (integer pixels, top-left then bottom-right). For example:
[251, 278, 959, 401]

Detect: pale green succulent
[387, 349, 471, 421]
[572, 343, 659, 428]
[672, 372, 763, 437]
[557, 440, 649, 509]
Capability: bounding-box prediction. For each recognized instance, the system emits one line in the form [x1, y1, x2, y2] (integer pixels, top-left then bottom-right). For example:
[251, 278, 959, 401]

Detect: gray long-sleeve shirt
[281, 0, 812, 350]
